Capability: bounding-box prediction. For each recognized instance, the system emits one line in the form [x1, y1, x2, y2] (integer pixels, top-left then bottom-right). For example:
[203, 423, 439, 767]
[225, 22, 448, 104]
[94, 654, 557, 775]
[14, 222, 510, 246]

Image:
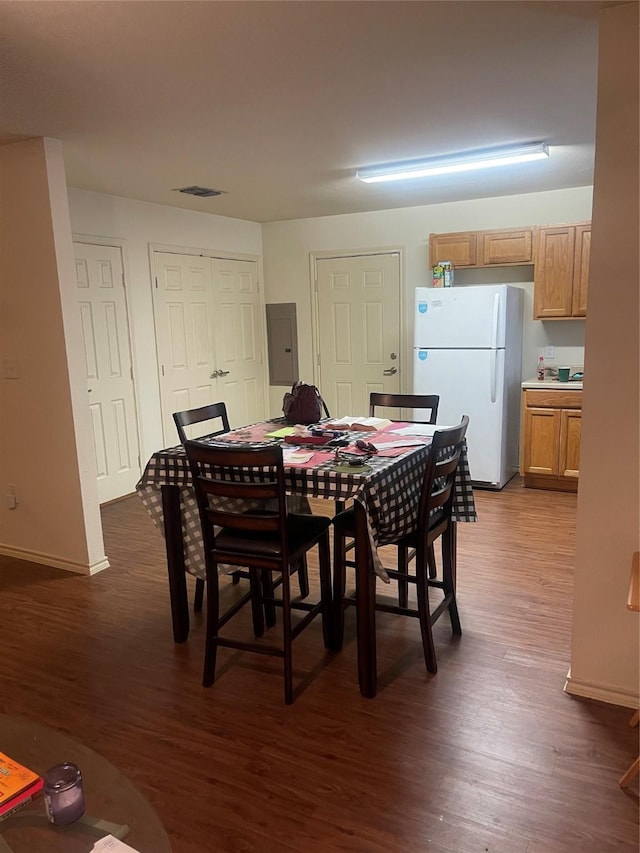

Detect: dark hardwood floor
[0, 477, 638, 851]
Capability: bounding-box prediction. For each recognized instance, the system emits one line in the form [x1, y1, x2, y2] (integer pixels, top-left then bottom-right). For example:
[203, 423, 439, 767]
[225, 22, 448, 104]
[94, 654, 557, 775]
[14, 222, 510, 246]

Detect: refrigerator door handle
[490, 349, 497, 403]
[491, 292, 500, 349]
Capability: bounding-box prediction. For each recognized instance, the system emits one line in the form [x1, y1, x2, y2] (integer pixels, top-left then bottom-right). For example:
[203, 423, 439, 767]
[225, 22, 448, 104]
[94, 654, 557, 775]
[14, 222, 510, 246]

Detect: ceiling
[0, 1, 605, 223]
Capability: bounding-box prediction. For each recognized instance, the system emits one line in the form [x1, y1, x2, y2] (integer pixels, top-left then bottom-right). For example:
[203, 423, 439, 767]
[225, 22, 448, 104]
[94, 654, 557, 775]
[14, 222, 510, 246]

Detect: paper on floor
[92, 835, 140, 852]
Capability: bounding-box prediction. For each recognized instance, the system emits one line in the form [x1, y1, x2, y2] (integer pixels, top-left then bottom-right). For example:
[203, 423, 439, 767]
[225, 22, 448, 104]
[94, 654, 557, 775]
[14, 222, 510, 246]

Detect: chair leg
[203, 567, 220, 687]
[261, 570, 277, 628]
[619, 756, 640, 788]
[194, 577, 205, 612]
[397, 546, 409, 608]
[248, 568, 265, 638]
[281, 570, 294, 705]
[416, 555, 438, 674]
[427, 545, 437, 579]
[332, 526, 348, 651]
[296, 555, 309, 599]
[442, 525, 461, 636]
[316, 532, 333, 649]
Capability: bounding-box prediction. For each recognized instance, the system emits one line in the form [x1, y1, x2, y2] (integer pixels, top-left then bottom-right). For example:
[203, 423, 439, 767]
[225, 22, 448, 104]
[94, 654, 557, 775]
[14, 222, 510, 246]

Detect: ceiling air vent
[174, 185, 225, 198]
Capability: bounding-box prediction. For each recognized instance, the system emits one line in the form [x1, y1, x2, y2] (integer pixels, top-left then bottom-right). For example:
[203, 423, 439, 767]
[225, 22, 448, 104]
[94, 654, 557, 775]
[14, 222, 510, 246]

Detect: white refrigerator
[413, 285, 524, 489]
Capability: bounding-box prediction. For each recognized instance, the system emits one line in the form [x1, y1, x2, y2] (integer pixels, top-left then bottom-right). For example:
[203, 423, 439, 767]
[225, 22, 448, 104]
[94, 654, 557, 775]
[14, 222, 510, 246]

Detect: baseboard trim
[0, 544, 110, 576]
[564, 668, 639, 709]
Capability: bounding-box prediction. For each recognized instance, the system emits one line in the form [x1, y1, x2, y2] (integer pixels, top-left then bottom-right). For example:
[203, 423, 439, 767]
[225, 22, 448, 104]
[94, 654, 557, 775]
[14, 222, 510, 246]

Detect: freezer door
[413, 347, 506, 486]
[414, 285, 507, 349]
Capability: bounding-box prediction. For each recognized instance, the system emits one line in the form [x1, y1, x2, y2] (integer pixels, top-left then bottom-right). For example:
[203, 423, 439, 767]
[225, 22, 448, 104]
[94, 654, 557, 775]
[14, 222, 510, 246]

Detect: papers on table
[391, 424, 456, 437]
[264, 426, 296, 438]
[372, 439, 427, 450]
[323, 416, 392, 431]
[282, 448, 315, 463]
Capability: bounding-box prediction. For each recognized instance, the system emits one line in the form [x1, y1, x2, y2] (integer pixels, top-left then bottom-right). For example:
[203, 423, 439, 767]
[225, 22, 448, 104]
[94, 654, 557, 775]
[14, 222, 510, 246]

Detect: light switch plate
[2, 357, 19, 379]
[544, 346, 555, 359]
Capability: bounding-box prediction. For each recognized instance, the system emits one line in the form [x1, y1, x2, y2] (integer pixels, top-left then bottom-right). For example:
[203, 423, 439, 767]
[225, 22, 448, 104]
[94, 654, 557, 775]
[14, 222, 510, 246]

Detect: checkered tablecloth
[136, 420, 477, 581]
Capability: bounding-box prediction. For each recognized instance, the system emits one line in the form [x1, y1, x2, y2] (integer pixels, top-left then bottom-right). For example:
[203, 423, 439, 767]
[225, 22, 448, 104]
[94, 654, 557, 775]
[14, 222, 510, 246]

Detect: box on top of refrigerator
[432, 261, 454, 288]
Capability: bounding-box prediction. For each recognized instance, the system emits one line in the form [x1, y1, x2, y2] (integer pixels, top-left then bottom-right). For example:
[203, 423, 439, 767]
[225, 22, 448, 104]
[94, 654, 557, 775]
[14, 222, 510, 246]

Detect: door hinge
[155, 276, 158, 289]
[161, 365, 165, 376]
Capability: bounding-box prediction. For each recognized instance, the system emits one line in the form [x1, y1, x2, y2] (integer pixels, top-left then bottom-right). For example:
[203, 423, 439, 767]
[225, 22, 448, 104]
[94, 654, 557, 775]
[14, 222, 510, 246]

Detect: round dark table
[0, 715, 171, 853]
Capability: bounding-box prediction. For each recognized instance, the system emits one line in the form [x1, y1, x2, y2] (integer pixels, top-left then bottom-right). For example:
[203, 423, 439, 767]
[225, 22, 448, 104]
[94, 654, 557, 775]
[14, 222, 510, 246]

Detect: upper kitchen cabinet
[533, 222, 591, 319]
[429, 227, 533, 269]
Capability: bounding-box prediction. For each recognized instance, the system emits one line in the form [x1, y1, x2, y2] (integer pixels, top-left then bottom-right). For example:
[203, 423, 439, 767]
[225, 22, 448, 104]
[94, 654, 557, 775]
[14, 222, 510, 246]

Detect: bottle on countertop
[537, 356, 545, 381]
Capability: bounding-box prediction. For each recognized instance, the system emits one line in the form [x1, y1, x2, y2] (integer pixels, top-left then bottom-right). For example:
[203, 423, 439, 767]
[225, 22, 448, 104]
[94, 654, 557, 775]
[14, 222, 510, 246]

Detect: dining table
[136, 418, 477, 698]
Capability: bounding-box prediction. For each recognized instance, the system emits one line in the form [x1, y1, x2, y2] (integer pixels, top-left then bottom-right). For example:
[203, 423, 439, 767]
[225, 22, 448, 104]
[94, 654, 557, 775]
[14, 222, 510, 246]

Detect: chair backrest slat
[173, 402, 230, 444]
[369, 392, 439, 425]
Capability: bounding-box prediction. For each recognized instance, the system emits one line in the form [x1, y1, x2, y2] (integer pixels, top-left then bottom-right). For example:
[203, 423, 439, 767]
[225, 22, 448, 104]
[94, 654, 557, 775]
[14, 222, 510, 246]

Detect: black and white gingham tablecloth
[136, 422, 477, 581]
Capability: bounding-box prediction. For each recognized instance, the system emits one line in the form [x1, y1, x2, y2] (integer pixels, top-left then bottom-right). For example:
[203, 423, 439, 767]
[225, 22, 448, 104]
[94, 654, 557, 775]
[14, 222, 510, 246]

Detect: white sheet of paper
[92, 836, 141, 852]
[282, 448, 314, 463]
[372, 439, 427, 449]
[391, 424, 455, 437]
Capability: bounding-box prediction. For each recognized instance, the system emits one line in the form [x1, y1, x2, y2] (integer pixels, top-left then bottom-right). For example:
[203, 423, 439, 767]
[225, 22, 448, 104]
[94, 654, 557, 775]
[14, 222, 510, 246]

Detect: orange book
[0, 776, 44, 821]
[0, 752, 41, 806]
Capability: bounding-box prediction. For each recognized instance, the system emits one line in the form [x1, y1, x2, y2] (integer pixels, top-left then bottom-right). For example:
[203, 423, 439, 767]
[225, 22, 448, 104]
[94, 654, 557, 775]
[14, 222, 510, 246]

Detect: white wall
[261, 186, 591, 414]
[567, 2, 639, 708]
[68, 189, 263, 459]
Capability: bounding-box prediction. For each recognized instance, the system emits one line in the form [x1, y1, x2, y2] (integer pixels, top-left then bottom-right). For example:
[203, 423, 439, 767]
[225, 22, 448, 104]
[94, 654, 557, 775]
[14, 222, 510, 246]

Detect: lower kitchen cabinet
[520, 388, 582, 491]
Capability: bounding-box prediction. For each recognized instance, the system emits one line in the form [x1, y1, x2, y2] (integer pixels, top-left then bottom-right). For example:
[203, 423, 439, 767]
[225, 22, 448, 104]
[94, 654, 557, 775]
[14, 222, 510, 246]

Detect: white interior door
[210, 257, 266, 428]
[154, 252, 217, 444]
[316, 253, 401, 416]
[153, 252, 267, 444]
[73, 241, 140, 503]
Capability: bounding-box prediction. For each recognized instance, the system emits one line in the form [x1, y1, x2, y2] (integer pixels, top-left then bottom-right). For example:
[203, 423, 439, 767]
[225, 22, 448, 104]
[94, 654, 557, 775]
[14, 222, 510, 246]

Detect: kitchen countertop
[522, 377, 583, 390]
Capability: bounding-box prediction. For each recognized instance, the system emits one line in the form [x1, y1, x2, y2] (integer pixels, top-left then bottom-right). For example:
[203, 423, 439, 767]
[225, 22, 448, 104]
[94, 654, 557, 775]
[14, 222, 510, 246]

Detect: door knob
[210, 370, 219, 378]
[383, 367, 398, 376]
[218, 370, 230, 377]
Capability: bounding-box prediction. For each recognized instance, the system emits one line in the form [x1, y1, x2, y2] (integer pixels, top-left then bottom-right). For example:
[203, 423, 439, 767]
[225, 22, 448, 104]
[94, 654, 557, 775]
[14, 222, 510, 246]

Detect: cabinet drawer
[524, 389, 582, 408]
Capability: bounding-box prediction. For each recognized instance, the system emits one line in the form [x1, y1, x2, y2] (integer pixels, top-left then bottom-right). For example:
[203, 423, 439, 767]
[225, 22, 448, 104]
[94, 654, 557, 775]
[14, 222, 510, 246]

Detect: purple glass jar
[43, 762, 85, 826]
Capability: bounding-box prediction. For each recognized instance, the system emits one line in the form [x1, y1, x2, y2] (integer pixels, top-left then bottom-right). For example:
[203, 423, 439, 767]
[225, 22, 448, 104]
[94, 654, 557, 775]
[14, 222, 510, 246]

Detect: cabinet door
[482, 229, 533, 265]
[559, 409, 582, 477]
[429, 232, 477, 268]
[534, 226, 576, 319]
[572, 224, 590, 317]
[521, 407, 561, 475]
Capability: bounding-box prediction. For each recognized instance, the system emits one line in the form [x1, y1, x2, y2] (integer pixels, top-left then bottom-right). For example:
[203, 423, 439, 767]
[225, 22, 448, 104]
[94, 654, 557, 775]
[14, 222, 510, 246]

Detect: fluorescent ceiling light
[357, 142, 549, 184]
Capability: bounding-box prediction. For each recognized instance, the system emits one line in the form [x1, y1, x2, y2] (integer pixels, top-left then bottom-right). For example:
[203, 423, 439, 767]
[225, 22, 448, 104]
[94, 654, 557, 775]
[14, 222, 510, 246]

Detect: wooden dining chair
[173, 402, 232, 612]
[370, 392, 441, 605]
[619, 551, 640, 788]
[173, 402, 230, 444]
[184, 441, 333, 704]
[333, 416, 469, 677]
[174, 403, 309, 612]
[369, 392, 439, 425]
